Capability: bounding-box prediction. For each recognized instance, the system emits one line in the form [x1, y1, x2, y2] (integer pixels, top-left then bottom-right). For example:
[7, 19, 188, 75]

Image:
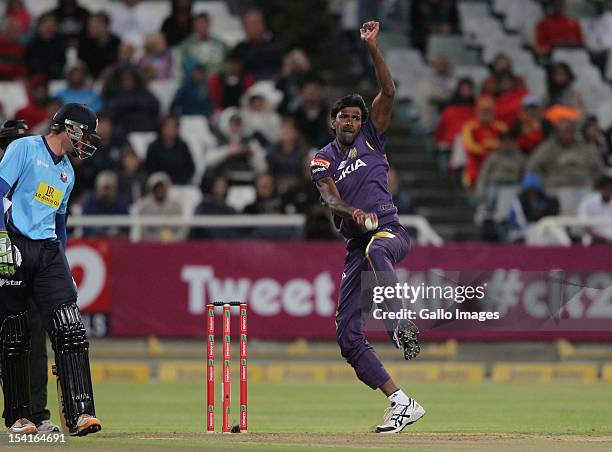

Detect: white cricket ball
[364, 217, 378, 231]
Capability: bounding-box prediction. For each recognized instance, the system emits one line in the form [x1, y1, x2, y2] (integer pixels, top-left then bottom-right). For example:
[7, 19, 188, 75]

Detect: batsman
[0, 103, 102, 435]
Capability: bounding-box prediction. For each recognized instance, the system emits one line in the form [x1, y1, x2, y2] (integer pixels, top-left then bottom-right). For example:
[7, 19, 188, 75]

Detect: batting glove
[0, 230, 22, 277]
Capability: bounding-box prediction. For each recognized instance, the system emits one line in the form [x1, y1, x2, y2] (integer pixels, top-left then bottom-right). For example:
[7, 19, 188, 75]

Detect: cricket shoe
[8, 418, 38, 434]
[393, 319, 420, 360]
[374, 398, 426, 434]
[36, 419, 60, 433]
[70, 414, 101, 436]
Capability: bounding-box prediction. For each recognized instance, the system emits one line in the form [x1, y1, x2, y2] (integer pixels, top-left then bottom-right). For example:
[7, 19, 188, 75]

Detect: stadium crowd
[412, 0, 612, 243]
[0, 0, 367, 241]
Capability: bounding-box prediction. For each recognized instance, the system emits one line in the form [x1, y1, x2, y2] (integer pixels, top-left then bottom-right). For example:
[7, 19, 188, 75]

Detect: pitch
[25, 381, 612, 451]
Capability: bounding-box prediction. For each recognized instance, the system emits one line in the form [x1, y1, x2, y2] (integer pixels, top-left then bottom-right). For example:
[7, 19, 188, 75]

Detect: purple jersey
[310, 120, 399, 239]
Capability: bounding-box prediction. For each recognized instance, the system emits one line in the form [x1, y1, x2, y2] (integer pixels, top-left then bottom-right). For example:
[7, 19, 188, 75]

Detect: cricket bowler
[311, 21, 425, 433]
[0, 103, 102, 435]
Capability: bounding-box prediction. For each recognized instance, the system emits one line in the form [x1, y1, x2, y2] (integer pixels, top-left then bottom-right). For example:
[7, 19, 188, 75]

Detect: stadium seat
[386, 49, 426, 100]
[482, 35, 524, 63]
[504, 0, 543, 44]
[522, 66, 546, 97]
[427, 35, 480, 66]
[179, 115, 217, 182]
[0, 81, 28, 119]
[493, 185, 521, 222]
[226, 185, 256, 212]
[49, 80, 67, 95]
[550, 187, 593, 215]
[169, 185, 202, 217]
[552, 48, 591, 68]
[127, 131, 157, 161]
[24, 0, 55, 19]
[148, 79, 180, 116]
[565, 0, 598, 18]
[463, 17, 505, 48]
[596, 102, 612, 130]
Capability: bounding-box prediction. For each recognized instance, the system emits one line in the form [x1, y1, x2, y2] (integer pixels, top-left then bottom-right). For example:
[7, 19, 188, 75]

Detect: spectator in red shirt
[535, 0, 584, 57]
[0, 17, 27, 80]
[435, 77, 476, 151]
[481, 54, 526, 97]
[462, 96, 508, 187]
[14, 75, 51, 130]
[493, 71, 530, 127]
[511, 95, 550, 154]
[208, 50, 255, 112]
[5, 0, 30, 36]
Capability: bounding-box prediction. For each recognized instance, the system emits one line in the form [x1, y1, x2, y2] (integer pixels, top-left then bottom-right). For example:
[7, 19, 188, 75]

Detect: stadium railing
[68, 214, 444, 245]
[527, 216, 612, 246]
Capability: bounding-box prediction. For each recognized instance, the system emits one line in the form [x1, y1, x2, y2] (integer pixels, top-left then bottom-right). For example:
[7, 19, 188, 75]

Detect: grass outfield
[22, 381, 612, 451]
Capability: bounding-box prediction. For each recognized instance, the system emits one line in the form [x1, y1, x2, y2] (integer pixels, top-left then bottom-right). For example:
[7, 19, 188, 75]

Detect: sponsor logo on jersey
[338, 160, 347, 170]
[36, 159, 49, 168]
[335, 158, 367, 182]
[310, 157, 330, 169]
[0, 279, 22, 287]
[60, 171, 68, 183]
[311, 166, 326, 174]
[34, 182, 63, 209]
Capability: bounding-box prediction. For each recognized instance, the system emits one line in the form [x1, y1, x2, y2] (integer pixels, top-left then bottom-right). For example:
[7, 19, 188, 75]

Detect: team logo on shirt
[34, 182, 63, 209]
[335, 159, 367, 182]
[310, 157, 330, 169]
[348, 148, 358, 159]
[60, 172, 68, 183]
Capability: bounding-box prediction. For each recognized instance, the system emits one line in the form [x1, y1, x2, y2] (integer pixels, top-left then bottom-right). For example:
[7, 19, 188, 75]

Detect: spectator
[244, 173, 283, 214]
[289, 77, 330, 149]
[5, 0, 30, 36]
[511, 95, 550, 154]
[435, 77, 476, 152]
[26, 13, 66, 80]
[136, 172, 184, 242]
[78, 12, 120, 80]
[205, 108, 267, 183]
[267, 117, 307, 194]
[232, 9, 284, 81]
[416, 54, 456, 131]
[577, 175, 612, 244]
[54, 61, 102, 111]
[109, 0, 155, 50]
[481, 54, 526, 98]
[32, 97, 63, 135]
[117, 146, 146, 204]
[586, 0, 612, 71]
[161, 0, 193, 47]
[461, 96, 508, 187]
[388, 167, 415, 214]
[276, 48, 314, 114]
[47, 0, 90, 46]
[69, 111, 125, 203]
[241, 87, 282, 147]
[208, 50, 255, 112]
[0, 17, 27, 80]
[582, 116, 612, 167]
[534, 0, 583, 57]
[144, 115, 194, 185]
[81, 170, 130, 237]
[544, 61, 585, 112]
[492, 70, 530, 127]
[102, 66, 160, 137]
[137, 32, 173, 80]
[171, 63, 214, 117]
[190, 175, 238, 240]
[476, 132, 526, 210]
[15, 75, 50, 130]
[507, 173, 560, 242]
[410, 0, 459, 54]
[282, 161, 322, 215]
[178, 13, 227, 76]
[527, 114, 604, 190]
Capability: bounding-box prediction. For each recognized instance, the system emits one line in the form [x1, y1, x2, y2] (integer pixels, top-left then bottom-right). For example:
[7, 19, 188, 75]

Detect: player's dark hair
[330, 94, 369, 134]
[194, 12, 210, 22]
[596, 174, 612, 189]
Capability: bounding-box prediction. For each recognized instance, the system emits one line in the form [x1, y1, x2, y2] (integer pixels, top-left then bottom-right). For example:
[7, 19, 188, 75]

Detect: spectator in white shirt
[109, 0, 155, 50]
[577, 175, 612, 244]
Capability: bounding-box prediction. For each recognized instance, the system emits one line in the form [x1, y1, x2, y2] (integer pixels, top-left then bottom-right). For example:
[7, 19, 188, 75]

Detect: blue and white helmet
[52, 103, 100, 159]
